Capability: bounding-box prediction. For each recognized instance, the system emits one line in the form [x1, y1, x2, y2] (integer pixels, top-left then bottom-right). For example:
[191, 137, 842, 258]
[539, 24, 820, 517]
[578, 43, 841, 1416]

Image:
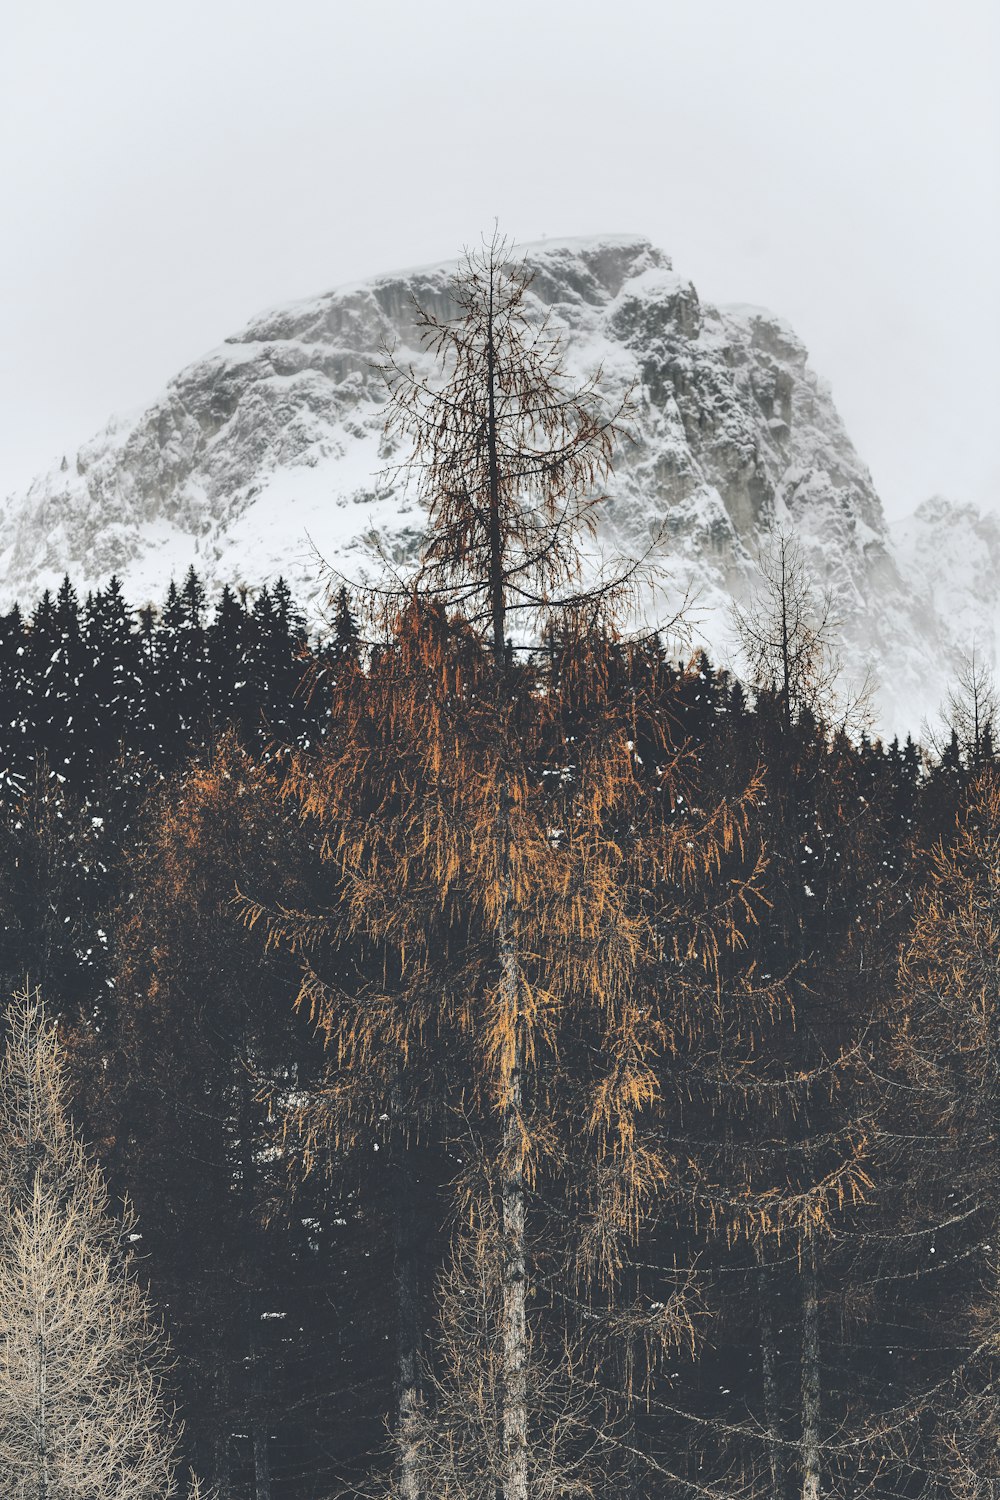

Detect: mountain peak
[0, 237, 979, 733]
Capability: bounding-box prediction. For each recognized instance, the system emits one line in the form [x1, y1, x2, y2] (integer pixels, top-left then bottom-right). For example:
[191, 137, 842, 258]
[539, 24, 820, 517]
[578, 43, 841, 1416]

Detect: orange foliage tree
[893, 768, 1000, 1497]
[238, 234, 789, 1500]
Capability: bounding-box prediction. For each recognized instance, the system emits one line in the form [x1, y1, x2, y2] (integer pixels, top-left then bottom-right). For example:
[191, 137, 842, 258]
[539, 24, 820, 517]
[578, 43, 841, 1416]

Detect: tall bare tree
[733, 528, 868, 736]
[938, 646, 998, 771]
[0, 989, 182, 1499]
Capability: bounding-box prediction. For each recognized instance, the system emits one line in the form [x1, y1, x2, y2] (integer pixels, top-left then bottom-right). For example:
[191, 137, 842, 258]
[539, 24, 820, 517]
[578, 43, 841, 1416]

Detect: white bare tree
[939, 644, 999, 769]
[0, 989, 183, 1500]
[732, 528, 871, 735]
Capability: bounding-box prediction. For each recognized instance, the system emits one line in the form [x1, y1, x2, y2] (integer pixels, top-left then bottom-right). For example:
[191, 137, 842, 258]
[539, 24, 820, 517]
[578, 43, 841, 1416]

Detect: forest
[0, 239, 994, 1500]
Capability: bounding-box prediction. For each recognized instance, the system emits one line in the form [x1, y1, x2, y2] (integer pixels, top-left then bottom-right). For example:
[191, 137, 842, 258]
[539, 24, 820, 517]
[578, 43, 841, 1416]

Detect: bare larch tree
[732, 528, 868, 736]
[0, 989, 183, 1499]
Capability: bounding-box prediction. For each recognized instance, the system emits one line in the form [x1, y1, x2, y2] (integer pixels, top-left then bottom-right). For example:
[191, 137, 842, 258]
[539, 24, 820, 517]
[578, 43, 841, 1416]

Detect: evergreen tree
[252, 580, 309, 746]
[82, 577, 143, 777]
[330, 585, 360, 666]
[207, 584, 251, 733]
[0, 604, 29, 790]
[728, 536, 893, 1500]
[105, 741, 345, 1498]
[24, 581, 83, 777]
[0, 765, 117, 1017]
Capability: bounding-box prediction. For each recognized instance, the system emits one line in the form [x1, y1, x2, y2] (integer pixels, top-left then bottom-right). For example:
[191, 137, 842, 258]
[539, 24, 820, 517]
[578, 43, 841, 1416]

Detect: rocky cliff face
[0, 235, 979, 733]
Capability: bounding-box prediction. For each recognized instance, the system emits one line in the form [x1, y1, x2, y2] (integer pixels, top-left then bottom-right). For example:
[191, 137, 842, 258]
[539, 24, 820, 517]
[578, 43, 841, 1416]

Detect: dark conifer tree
[0, 763, 116, 1016]
[208, 584, 252, 732]
[331, 585, 360, 664]
[81, 577, 143, 779]
[99, 741, 352, 1499]
[250, 580, 309, 745]
[25, 578, 86, 776]
[150, 578, 198, 762]
[0, 604, 29, 787]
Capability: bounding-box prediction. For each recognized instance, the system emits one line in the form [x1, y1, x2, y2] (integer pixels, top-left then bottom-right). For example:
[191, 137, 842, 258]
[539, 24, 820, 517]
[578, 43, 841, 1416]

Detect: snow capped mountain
[0, 235, 986, 733]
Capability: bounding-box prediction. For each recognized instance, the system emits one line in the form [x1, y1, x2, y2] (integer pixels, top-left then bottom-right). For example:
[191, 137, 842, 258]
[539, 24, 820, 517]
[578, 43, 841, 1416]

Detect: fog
[2, 0, 997, 520]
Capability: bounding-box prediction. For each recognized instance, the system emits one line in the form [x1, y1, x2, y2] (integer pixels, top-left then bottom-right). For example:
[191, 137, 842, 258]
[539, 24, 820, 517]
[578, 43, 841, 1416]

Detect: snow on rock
[894, 497, 1000, 673]
[0, 234, 978, 733]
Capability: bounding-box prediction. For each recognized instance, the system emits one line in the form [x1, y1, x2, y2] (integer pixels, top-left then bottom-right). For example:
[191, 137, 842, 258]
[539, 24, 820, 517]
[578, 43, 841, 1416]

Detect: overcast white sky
[1, 0, 997, 521]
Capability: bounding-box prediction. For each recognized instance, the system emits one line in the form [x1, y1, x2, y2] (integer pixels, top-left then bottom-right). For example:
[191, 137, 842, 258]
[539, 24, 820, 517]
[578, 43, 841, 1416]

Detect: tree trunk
[395, 1111, 423, 1500]
[251, 1420, 271, 1500]
[757, 1249, 783, 1500]
[486, 277, 527, 1497]
[237, 1051, 271, 1500]
[502, 1058, 528, 1500]
[484, 269, 505, 667]
[214, 1446, 232, 1500]
[398, 1316, 422, 1500]
[32, 1183, 49, 1500]
[800, 1239, 821, 1500]
[211, 1388, 233, 1500]
[36, 1325, 48, 1500]
[249, 1322, 271, 1500]
[500, 877, 529, 1500]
